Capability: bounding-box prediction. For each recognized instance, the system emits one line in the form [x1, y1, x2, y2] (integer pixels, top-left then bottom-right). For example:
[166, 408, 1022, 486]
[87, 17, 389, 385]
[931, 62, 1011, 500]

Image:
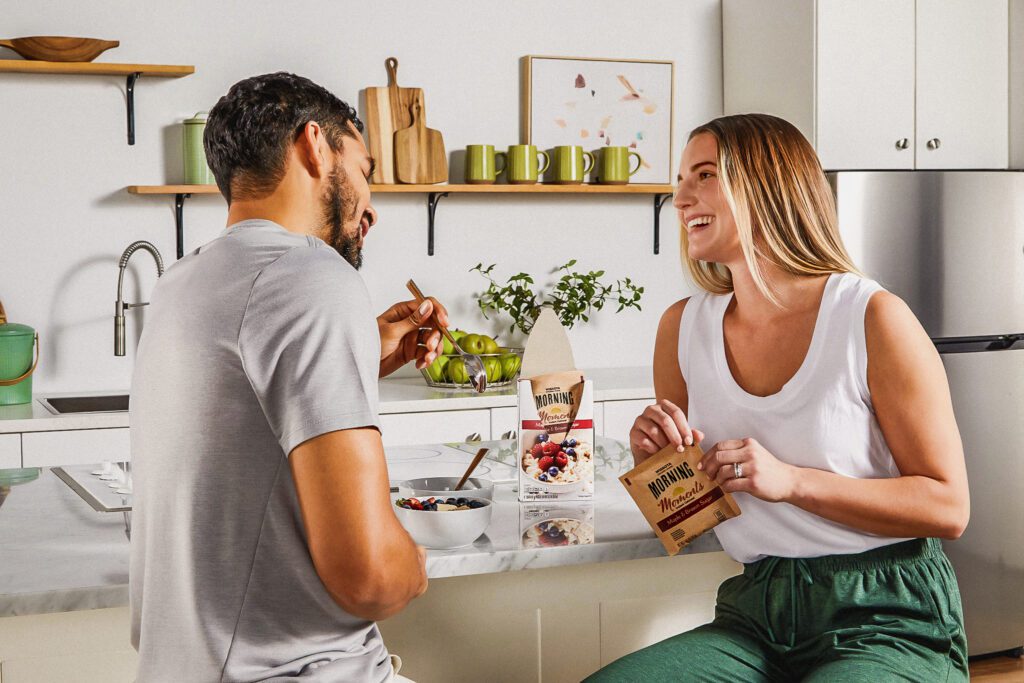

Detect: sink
[40, 394, 129, 415]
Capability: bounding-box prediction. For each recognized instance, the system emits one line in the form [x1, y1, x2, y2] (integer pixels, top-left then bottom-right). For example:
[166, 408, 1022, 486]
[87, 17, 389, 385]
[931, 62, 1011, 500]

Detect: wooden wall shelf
[369, 183, 674, 194]
[126, 183, 676, 257]
[127, 185, 219, 260]
[1, 60, 194, 144]
[127, 183, 671, 194]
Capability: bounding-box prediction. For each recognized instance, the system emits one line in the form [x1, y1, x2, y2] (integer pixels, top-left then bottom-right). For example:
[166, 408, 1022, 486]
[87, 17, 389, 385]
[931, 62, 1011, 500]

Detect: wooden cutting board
[363, 57, 423, 184]
[394, 100, 448, 184]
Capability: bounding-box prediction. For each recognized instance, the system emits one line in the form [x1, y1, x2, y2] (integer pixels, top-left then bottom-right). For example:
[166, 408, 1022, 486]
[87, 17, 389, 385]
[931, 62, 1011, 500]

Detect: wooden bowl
[0, 36, 119, 62]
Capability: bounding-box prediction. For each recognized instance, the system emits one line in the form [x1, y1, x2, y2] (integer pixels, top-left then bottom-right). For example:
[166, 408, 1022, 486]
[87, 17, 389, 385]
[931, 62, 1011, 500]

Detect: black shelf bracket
[653, 193, 672, 255]
[426, 191, 449, 256]
[174, 193, 191, 259]
[126, 72, 141, 145]
[415, 190, 671, 255]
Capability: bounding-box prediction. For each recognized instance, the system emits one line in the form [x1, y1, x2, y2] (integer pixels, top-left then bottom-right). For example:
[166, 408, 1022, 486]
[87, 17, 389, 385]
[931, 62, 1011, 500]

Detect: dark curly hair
[204, 72, 363, 203]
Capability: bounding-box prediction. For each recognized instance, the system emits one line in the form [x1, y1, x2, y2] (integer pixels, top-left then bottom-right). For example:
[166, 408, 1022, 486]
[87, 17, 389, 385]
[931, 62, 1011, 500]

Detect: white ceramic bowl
[394, 496, 493, 549]
[398, 477, 494, 501]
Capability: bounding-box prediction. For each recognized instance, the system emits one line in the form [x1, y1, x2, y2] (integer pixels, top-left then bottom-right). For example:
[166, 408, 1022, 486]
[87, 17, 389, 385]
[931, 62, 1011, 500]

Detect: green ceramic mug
[506, 145, 550, 184]
[548, 146, 595, 184]
[597, 146, 643, 185]
[465, 145, 506, 184]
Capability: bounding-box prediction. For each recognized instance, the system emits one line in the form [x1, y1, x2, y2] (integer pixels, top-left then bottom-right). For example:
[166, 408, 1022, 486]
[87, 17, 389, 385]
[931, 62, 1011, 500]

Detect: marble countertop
[0, 367, 654, 433]
[0, 437, 721, 617]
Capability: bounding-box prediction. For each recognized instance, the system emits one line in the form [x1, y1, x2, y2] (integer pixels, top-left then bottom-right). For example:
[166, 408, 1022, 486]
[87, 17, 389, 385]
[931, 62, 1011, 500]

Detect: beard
[321, 166, 363, 269]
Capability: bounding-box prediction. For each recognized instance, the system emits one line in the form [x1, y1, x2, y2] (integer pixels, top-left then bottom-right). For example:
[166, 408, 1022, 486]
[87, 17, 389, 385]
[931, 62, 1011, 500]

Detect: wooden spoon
[455, 447, 490, 491]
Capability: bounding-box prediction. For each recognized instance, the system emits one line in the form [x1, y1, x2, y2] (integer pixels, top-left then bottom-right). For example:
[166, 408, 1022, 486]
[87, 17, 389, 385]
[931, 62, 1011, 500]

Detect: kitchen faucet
[115, 240, 164, 356]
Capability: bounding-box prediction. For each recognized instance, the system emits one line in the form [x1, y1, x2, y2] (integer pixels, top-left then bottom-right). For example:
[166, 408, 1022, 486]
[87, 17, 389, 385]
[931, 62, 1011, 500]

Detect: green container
[0, 300, 39, 406]
[183, 111, 215, 185]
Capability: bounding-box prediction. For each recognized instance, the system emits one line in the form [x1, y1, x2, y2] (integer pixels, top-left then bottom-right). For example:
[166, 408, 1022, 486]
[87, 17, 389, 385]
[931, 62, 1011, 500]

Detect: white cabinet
[915, 0, 1009, 169]
[0, 434, 20, 469]
[379, 552, 742, 681]
[601, 399, 650, 443]
[489, 406, 518, 441]
[0, 607, 137, 683]
[815, 0, 916, 170]
[379, 409, 491, 447]
[724, 0, 1009, 170]
[20, 429, 130, 468]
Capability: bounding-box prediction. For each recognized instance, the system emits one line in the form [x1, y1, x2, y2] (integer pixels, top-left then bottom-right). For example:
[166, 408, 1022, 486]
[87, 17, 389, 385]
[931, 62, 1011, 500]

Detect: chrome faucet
[115, 240, 164, 356]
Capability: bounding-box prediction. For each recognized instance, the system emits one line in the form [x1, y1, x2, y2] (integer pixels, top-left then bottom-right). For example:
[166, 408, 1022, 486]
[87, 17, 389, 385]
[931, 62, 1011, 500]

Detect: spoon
[406, 279, 487, 393]
[455, 447, 490, 491]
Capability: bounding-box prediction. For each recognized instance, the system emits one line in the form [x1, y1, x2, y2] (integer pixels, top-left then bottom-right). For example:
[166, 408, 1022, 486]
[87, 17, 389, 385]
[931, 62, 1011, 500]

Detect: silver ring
[733, 462, 743, 479]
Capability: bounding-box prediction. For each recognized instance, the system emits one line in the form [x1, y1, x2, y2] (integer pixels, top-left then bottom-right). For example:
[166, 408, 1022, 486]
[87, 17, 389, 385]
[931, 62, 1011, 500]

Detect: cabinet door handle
[927, 138, 941, 150]
[895, 138, 910, 150]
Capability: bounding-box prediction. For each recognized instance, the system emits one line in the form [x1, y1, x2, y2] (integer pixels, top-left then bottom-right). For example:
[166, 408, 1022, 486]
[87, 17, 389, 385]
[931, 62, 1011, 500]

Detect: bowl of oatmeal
[394, 496, 493, 549]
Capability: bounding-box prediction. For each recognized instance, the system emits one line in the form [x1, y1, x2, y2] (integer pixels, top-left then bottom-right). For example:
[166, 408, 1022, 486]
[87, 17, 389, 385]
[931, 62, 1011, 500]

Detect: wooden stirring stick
[455, 447, 490, 491]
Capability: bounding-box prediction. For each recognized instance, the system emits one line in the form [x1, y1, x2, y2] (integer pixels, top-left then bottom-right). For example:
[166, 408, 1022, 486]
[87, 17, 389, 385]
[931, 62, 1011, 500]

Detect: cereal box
[517, 371, 595, 501]
[517, 309, 595, 502]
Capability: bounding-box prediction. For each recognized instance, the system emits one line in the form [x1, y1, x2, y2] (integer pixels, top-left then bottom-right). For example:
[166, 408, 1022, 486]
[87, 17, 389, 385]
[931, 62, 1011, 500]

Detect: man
[129, 72, 443, 682]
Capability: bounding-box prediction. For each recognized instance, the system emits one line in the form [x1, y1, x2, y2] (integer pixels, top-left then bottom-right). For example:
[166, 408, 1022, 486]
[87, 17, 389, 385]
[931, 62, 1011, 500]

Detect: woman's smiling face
[674, 132, 742, 264]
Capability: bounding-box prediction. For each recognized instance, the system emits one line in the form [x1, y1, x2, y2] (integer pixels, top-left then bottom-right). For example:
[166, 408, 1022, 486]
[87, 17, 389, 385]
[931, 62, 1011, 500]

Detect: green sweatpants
[587, 538, 968, 682]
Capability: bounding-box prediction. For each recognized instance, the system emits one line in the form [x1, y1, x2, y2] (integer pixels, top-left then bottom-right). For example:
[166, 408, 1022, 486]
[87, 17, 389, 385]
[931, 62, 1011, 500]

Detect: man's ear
[295, 121, 328, 179]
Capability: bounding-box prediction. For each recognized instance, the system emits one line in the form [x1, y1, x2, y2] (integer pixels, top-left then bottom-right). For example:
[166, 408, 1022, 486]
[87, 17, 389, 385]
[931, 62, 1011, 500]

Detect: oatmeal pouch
[620, 442, 741, 555]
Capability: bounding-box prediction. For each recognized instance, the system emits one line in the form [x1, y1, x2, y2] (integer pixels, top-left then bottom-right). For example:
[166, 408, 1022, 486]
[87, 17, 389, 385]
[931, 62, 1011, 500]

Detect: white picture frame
[522, 55, 675, 184]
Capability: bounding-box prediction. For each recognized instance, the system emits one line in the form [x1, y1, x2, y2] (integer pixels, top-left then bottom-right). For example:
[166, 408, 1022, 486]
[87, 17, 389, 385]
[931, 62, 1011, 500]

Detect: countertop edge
[1, 540, 723, 617]
[0, 368, 655, 432]
[0, 585, 129, 618]
[426, 534, 723, 580]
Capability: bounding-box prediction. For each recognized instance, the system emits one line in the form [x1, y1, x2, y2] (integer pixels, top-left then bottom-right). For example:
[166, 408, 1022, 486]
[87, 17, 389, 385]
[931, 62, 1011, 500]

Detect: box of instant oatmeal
[517, 371, 594, 502]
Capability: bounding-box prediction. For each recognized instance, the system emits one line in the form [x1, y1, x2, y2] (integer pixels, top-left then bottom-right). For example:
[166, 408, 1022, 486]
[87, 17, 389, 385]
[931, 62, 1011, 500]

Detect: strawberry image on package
[620, 442, 741, 555]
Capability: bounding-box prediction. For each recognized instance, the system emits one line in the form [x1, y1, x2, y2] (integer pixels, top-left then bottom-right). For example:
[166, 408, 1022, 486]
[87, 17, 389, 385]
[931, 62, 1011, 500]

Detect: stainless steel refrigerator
[832, 171, 1024, 657]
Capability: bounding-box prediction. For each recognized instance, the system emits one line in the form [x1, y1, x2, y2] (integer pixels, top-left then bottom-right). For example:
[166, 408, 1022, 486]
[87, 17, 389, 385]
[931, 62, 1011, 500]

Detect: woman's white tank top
[679, 273, 909, 563]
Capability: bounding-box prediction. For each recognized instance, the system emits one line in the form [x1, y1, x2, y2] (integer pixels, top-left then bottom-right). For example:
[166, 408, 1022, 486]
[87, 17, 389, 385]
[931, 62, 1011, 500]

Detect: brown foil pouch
[619, 443, 741, 555]
[530, 370, 585, 443]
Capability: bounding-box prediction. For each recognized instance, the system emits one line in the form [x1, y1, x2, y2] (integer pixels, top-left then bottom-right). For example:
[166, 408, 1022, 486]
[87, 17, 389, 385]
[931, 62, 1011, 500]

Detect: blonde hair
[681, 114, 862, 305]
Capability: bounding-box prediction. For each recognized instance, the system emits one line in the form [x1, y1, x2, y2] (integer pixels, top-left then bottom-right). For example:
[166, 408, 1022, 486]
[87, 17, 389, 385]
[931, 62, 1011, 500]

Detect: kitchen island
[0, 438, 740, 682]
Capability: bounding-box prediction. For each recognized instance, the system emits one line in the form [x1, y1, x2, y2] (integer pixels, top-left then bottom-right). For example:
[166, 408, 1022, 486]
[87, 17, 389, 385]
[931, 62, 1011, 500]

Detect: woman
[589, 114, 970, 682]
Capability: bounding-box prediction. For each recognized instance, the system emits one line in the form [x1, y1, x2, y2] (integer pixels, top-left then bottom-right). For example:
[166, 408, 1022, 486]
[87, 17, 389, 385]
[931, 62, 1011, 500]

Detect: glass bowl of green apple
[420, 330, 524, 390]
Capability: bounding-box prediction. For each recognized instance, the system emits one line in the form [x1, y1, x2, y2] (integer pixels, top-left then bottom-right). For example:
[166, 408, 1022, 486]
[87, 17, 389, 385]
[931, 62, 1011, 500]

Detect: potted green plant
[471, 260, 644, 336]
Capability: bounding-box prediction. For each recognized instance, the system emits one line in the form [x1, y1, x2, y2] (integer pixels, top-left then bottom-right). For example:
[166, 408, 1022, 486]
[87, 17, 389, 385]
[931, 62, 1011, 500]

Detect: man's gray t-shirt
[129, 220, 391, 682]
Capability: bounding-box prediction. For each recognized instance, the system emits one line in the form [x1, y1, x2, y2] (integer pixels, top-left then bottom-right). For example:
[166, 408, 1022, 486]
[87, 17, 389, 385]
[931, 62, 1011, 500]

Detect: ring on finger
[733, 462, 743, 479]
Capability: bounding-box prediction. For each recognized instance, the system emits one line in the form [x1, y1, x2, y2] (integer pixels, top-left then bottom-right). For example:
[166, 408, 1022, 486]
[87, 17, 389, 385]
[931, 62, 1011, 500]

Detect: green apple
[425, 355, 450, 382]
[483, 357, 502, 383]
[499, 352, 522, 380]
[480, 335, 500, 355]
[444, 329, 466, 355]
[446, 357, 470, 385]
[460, 333, 487, 355]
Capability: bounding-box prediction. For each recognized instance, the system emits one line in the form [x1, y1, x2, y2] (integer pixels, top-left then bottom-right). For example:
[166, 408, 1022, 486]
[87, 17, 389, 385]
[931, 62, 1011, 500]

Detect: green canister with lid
[0, 300, 39, 406]
[184, 111, 215, 185]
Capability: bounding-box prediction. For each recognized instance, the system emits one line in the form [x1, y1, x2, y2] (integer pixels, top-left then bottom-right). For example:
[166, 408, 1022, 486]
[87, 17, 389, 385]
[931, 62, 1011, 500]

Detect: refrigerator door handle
[932, 334, 1024, 354]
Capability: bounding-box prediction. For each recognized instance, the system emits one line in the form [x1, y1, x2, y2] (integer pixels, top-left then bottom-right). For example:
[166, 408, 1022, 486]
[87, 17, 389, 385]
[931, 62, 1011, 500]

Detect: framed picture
[521, 55, 675, 184]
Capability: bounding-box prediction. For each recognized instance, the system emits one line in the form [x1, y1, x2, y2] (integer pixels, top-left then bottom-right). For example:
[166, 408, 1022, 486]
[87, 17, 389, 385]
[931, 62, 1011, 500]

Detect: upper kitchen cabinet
[723, 0, 1010, 170]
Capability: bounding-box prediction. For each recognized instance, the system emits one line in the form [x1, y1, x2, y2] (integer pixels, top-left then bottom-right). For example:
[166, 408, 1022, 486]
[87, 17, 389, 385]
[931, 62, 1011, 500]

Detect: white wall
[0, 0, 722, 392]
